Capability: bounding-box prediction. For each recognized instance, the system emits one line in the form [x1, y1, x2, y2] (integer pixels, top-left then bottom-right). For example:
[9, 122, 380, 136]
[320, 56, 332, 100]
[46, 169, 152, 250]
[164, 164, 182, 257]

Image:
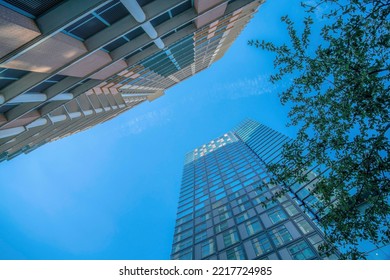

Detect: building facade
[171, 119, 336, 260]
[0, 0, 262, 161]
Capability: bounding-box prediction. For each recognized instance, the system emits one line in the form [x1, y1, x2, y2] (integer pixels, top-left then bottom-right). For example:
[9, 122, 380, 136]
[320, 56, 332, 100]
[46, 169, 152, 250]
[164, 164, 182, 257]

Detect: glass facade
[171, 119, 337, 260]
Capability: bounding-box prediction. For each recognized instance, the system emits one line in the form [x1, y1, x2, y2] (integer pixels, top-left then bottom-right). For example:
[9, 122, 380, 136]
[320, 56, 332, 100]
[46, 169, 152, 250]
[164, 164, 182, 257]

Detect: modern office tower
[0, 0, 262, 161]
[171, 119, 336, 260]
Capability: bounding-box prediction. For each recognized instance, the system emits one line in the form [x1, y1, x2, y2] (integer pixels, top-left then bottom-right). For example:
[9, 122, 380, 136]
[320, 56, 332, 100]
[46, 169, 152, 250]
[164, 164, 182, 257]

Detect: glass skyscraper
[171, 119, 337, 260]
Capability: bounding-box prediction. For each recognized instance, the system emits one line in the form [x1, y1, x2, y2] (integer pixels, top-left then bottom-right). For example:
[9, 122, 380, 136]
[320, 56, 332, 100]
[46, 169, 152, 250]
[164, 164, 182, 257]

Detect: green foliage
[250, 0, 390, 259]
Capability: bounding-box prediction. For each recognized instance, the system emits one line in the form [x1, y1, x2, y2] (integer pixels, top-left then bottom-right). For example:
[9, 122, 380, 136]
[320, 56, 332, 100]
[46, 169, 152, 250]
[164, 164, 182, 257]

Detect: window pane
[214, 221, 229, 234]
[226, 245, 246, 260]
[294, 216, 314, 234]
[283, 202, 299, 216]
[236, 212, 250, 224]
[201, 239, 215, 258]
[270, 225, 293, 247]
[268, 207, 287, 224]
[288, 241, 316, 260]
[223, 229, 240, 247]
[245, 218, 262, 236]
[252, 234, 273, 256]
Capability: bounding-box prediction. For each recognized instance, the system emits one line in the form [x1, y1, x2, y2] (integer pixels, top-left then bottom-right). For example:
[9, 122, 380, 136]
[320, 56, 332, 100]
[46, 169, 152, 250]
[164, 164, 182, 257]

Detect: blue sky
[0, 0, 388, 260]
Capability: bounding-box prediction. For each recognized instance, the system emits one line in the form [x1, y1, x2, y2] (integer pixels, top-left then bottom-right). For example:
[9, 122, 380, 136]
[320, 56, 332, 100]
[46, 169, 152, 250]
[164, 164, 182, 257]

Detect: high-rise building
[0, 0, 262, 161]
[171, 119, 337, 260]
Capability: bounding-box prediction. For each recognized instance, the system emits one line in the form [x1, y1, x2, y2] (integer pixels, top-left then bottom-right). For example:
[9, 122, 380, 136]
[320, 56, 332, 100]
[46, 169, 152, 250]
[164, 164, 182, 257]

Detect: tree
[250, 0, 390, 259]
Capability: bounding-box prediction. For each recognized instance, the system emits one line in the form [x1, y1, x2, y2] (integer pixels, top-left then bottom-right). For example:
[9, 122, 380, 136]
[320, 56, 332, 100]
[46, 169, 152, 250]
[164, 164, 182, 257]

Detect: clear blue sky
[0, 0, 388, 260]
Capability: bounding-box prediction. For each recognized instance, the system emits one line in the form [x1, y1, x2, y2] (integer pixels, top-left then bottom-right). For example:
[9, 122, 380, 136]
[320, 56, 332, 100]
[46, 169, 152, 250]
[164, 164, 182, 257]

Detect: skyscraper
[171, 119, 337, 260]
[0, 0, 262, 161]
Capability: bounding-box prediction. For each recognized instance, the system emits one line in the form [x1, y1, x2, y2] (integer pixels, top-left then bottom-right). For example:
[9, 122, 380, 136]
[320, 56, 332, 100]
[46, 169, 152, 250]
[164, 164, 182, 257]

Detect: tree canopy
[250, 0, 390, 259]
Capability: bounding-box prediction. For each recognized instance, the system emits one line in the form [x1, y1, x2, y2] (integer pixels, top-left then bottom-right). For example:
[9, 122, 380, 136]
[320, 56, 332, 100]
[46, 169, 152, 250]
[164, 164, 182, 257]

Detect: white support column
[122, 93, 152, 97]
[9, 93, 47, 103]
[3, 92, 74, 104]
[68, 112, 82, 119]
[50, 114, 67, 123]
[120, 0, 146, 22]
[0, 127, 26, 139]
[84, 110, 94, 116]
[26, 118, 48, 129]
[141, 22, 158, 39]
[153, 38, 165, 49]
[49, 93, 74, 101]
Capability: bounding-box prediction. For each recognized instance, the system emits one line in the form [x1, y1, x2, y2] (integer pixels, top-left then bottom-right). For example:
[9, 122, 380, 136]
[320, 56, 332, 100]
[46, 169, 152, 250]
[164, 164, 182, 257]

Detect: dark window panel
[95, 0, 120, 14]
[64, 14, 94, 33]
[69, 17, 108, 40]
[100, 2, 129, 25]
[0, 79, 14, 90]
[104, 37, 128, 52]
[47, 75, 66, 82]
[171, 0, 192, 17]
[124, 27, 144, 40]
[3, 0, 65, 17]
[136, 0, 154, 7]
[161, 30, 175, 40]
[150, 11, 170, 27]
[125, 49, 141, 60]
[0, 104, 17, 113]
[140, 42, 153, 51]
[28, 82, 53, 93]
[0, 68, 29, 79]
[177, 21, 193, 32]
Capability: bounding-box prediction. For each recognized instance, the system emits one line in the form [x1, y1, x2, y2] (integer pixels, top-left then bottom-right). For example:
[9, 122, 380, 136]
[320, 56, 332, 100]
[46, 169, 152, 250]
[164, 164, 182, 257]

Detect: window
[294, 216, 314, 234]
[283, 202, 299, 216]
[216, 205, 229, 214]
[254, 195, 276, 209]
[268, 207, 287, 224]
[245, 218, 262, 236]
[177, 208, 193, 219]
[222, 229, 240, 247]
[176, 214, 192, 225]
[272, 190, 288, 203]
[195, 231, 208, 243]
[197, 212, 211, 223]
[238, 201, 252, 212]
[195, 208, 205, 217]
[218, 211, 232, 222]
[195, 222, 207, 233]
[212, 200, 223, 209]
[236, 212, 250, 224]
[214, 221, 229, 234]
[270, 225, 293, 247]
[288, 241, 316, 260]
[178, 201, 193, 212]
[229, 192, 240, 200]
[179, 197, 192, 205]
[215, 192, 226, 201]
[201, 239, 215, 258]
[226, 245, 246, 260]
[308, 234, 323, 251]
[252, 234, 273, 256]
[175, 221, 192, 234]
[174, 229, 192, 243]
[172, 238, 193, 253]
[172, 249, 192, 260]
[195, 202, 205, 210]
[231, 184, 242, 193]
[235, 195, 249, 205]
